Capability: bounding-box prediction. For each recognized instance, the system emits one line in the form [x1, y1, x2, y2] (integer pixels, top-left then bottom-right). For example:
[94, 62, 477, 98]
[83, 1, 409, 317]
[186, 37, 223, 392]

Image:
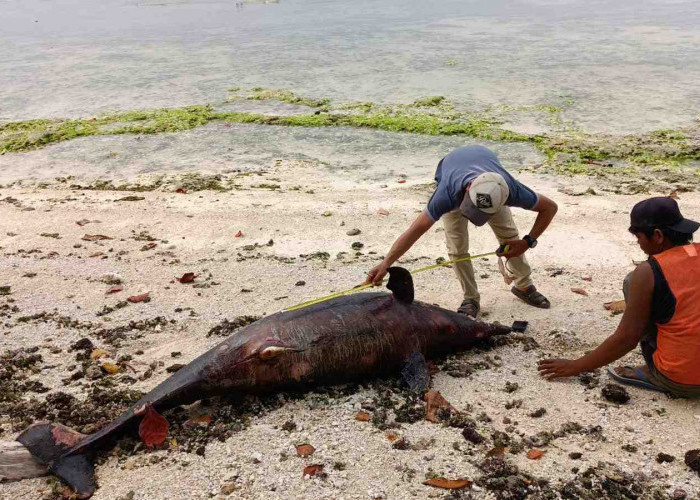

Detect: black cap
[630, 197, 700, 234]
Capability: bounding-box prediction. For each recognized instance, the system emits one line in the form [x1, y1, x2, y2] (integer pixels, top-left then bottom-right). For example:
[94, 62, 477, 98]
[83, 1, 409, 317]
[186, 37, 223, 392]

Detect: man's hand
[537, 358, 582, 380]
[364, 263, 390, 286]
[498, 239, 528, 258]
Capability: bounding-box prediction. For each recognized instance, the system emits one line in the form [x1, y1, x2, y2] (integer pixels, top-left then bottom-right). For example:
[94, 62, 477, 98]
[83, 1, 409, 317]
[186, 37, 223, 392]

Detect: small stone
[346, 228, 361, 236]
[656, 452, 675, 463]
[166, 363, 185, 373]
[673, 489, 687, 500]
[295, 281, 306, 286]
[569, 452, 583, 460]
[621, 444, 637, 453]
[351, 242, 364, 250]
[462, 427, 484, 445]
[251, 453, 262, 464]
[529, 408, 546, 418]
[601, 383, 630, 404]
[220, 483, 237, 495]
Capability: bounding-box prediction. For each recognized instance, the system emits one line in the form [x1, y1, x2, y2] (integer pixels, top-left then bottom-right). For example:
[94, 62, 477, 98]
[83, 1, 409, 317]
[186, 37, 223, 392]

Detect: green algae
[2, 88, 699, 189]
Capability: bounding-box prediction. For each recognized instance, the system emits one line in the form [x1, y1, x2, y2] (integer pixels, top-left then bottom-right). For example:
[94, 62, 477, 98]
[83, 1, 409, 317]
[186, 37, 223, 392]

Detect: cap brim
[668, 218, 700, 234]
[459, 195, 491, 227]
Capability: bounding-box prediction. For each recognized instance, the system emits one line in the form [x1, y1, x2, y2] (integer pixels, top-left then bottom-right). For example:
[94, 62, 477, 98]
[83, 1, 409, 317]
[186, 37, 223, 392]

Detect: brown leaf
[175, 188, 188, 194]
[377, 209, 390, 216]
[397, 179, 406, 184]
[296, 444, 315, 457]
[355, 411, 371, 422]
[76, 219, 99, 226]
[90, 252, 104, 258]
[235, 230, 243, 238]
[385, 431, 399, 442]
[424, 390, 455, 423]
[82, 234, 112, 241]
[527, 449, 546, 460]
[184, 415, 212, 428]
[486, 447, 507, 458]
[127, 293, 150, 303]
[571, 288, 589, 297]
[423, 478, 472, 490]
[101, 362, 120, 375]
[582, 276, 592, 282]
[302, 464, 324, 477]
[106, 285, 123, 294]
[138, 404, 169, 448]
[90, 348, 110, 360]
[177, 272, 196, 284]
[669, 189, 679, 200]
[603, 300, 626, 313]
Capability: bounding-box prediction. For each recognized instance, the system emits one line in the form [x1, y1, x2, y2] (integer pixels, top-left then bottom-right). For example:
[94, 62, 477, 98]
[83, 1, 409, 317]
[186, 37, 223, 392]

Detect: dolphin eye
[259, 346, 295, 360]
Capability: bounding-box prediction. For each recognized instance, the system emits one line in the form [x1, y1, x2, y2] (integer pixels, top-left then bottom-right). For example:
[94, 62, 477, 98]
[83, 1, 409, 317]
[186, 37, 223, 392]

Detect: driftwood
[0, 440, 48, 482]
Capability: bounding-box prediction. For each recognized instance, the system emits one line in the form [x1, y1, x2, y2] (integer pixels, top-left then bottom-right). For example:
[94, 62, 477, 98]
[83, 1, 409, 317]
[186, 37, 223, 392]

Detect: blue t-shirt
[425, 146, 539, 221]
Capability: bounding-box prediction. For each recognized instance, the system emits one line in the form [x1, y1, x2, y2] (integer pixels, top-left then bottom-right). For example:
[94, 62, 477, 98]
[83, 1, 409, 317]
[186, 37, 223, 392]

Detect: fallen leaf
[82, 234, 112, 241]
[101, 362, 120, 374]
[177, 272, 196, 284]
[303, 464, 324, 477]
[669, 189, 679, 200]
[486, 447, 507, 458]
[127, 293, 150, 303]
[235, 230, 243, 238]
[90, 252, 104, 258]
[527, 449, 546, 460]
[385, 431, 399, 442]
[603, 300, 626, 313]
[377, 209, 390, 216]
[175, 188, 187, 194]
[423, 478, 472, 490]
[397, 179, 406, 184]
[106, 285, 123, 294]
[90, 348, 110, 360]
[184, 415, 212, 428]
[571, 288, 589, 297]
[355, 411, 371, 422]
[76, 219, 99, 227]
[170, 438, 178, 450]
[296, 444, 315, 458]
[582, 276, 592, 282]
[138, 405, 169, 448]
[142, 242, 157, 250]
[424, 390, 455, 423]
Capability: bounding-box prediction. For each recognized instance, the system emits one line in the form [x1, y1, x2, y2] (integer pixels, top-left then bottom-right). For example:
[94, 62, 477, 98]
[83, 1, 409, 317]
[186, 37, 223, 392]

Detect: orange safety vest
[652, 243, 700, 385]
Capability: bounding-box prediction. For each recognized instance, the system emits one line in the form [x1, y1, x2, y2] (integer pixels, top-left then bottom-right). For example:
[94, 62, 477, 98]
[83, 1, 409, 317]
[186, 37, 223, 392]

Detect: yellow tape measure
[285, 247, 508, 312]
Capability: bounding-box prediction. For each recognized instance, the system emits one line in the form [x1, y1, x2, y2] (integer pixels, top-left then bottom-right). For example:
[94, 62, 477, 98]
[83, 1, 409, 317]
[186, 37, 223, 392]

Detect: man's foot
[457, 299, 479, 319]
[511, 285, 551, 309]
[607, 365, 668, 393]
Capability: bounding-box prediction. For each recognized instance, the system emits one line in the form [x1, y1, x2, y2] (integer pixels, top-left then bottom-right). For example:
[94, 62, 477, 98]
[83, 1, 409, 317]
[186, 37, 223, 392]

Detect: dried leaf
[603, 300, 626, 313]
[177, 272, 196, 284]
[486, 447, 507, 458]
[101, 362, 120, 374]
[669, 189, 679, 200]
[423, 478, 472, 490]
[175, 188, 187, 194]
[138, 405, 169, 448]
[582, 276, 592, 282]
[106, 285, 123, 294]
[424, 390, 455, 423]
[377, 209, 390, 216]
[90, 348, 110, 360]
[571, 288, 589, 297]
[397, 179, 406, 184]
[235, 230, 243, 238]
[127, 293, 150, 303]
[76, 219, 99, 226]
[184, 415, 212, 428]
[355, 411, 371, 422]
[142, 242, 157, 250]
[527, 449, 546, 460]
[303, 464, 324, 477]
[385, 431, 399, 442]
[296, 444, 315, 458]
[90, 252, 104, 258]
[82, 234, 112, 241]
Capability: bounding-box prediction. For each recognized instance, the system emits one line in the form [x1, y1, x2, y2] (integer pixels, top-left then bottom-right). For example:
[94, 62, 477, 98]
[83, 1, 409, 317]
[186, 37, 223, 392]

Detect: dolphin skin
[16, 267, 510, 498]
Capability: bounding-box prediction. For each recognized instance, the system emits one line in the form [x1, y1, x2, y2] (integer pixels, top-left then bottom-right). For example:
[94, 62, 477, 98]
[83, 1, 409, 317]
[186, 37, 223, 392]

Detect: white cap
[459, 172, 510, 225]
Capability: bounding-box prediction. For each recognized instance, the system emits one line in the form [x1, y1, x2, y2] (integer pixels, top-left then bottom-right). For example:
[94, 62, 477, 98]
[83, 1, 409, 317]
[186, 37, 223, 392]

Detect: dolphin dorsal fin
[387, 266, 414, 304]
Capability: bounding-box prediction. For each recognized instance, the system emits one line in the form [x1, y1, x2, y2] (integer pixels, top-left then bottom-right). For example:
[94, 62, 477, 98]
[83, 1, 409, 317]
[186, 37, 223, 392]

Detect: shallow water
[1, 0, 699, 134]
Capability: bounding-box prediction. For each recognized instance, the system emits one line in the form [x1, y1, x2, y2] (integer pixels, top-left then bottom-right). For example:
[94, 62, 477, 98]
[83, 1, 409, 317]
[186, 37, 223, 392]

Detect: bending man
[365, 145, 558, 318]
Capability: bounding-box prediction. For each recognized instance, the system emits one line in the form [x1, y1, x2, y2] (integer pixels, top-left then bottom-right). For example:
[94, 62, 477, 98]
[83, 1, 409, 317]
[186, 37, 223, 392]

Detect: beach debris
[397, 179, 406, 184]
[235, 230, 243, 237]
[127, 293, 150, 303]
[569, 452, 583, 460]
[582, 276, 592, 282]
[137, 405, 169, 448]
[140, 242, 157, 251]
[40, 232, 60, 239]
[669, 189, 679, 200]
[295, 280, 306, 286]
[303, 464, 324, 478]
[115, 196, 145, 202]
[604, 300, 626, 313]
[423, 478, 471, 490]
[90, 252, 104, 258]
[166, 364, 185, 373]
[90, 349, 110, 360]
[377, 208, 390, 216]
[101, 273, 122, 285]
[684, 449, 700, 473]
[184, 415, 212, 429]
[462, 427, 484, 444]
[673, 489, 688, 500]
[175, 188, 187, 194]
[101, 362, 120, 375]
[321, 211, 332, 217]
[529, 408, 546, 418]
[601, 383, 630, 404]
[82, 234, 112, 241]
[76, 219, 100, 226]
[351, 242, 364, 250]
[346, 228, 361, 236]
[486, 447, 506, 458]
[0, 286, 11, 296]
[571, 288, 588, 296]
[656, 452, 675, 463]
[424, 390, 455, 423]
[106, 285, 123, 294]
[527, 449, 546, 460]
[176, 273, 196, 284]
[296, 444, 315, 458]
[355, 411, 371, 422]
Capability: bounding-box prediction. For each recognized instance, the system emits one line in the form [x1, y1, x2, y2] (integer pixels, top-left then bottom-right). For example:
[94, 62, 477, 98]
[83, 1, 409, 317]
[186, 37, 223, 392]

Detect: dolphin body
[16, 267, 510, 498]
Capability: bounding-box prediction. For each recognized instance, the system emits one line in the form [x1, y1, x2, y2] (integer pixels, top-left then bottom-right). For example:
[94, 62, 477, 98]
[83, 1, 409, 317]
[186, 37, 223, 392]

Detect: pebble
[346, 228, 361, 236]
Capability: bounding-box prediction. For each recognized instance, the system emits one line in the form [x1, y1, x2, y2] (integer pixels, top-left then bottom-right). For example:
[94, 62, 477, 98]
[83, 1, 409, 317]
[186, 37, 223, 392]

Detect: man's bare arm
[499, 194, 558, 258]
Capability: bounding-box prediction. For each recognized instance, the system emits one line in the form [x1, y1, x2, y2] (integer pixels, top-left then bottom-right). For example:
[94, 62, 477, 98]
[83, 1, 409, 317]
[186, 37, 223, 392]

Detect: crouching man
[538, 197, 700, 397]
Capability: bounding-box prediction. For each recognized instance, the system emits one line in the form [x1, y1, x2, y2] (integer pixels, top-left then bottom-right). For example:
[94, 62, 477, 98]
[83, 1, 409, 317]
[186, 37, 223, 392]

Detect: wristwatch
[523, 235, 537, 248]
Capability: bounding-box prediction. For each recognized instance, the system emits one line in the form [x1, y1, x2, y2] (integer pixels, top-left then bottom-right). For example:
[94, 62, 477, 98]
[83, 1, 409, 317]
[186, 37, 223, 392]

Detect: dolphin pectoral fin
[387, 267, 414, 304]
[401, 351, 431, 393]
[259, 346, 298, 360]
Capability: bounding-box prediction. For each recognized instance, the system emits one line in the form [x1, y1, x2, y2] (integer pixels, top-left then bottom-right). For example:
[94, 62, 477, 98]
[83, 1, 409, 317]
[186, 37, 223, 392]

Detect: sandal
[457, 299, 479, 319]
[607, 366, 668, 393]
[511, 285, 551, 309]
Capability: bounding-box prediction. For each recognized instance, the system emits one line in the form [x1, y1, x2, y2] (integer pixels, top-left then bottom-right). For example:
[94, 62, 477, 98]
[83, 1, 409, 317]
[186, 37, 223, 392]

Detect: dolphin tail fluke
[17, 423, 96, 499]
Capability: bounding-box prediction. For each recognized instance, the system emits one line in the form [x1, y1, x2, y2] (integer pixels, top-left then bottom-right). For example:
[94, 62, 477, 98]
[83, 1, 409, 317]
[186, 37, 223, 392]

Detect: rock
[166, 363, 185, 373]
[346, 228, 361, 236]
[0, 286, 11, 296]
[71, 338, 94, 351]
[529, 408, 546, 418]
[601, 383, 630, 403]
[220, 483, 237, 495]
[85, 365, 103, 380]
[101, 273, 123, 285]
[462, 427, 484, 445]
[569, 452, 583, 460]
[351, 242, 364, 250]
[656, 452, 675, 463]
[295, 281, 306, 286]
[673, 489, 687, 500]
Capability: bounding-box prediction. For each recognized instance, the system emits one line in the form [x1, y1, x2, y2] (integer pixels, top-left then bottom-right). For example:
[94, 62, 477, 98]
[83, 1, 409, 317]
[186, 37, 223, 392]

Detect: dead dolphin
[16, 267, 510, 498]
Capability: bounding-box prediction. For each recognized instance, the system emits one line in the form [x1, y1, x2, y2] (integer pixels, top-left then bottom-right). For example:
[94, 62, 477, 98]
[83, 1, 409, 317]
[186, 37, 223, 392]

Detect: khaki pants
[443, 207, 532, 303]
